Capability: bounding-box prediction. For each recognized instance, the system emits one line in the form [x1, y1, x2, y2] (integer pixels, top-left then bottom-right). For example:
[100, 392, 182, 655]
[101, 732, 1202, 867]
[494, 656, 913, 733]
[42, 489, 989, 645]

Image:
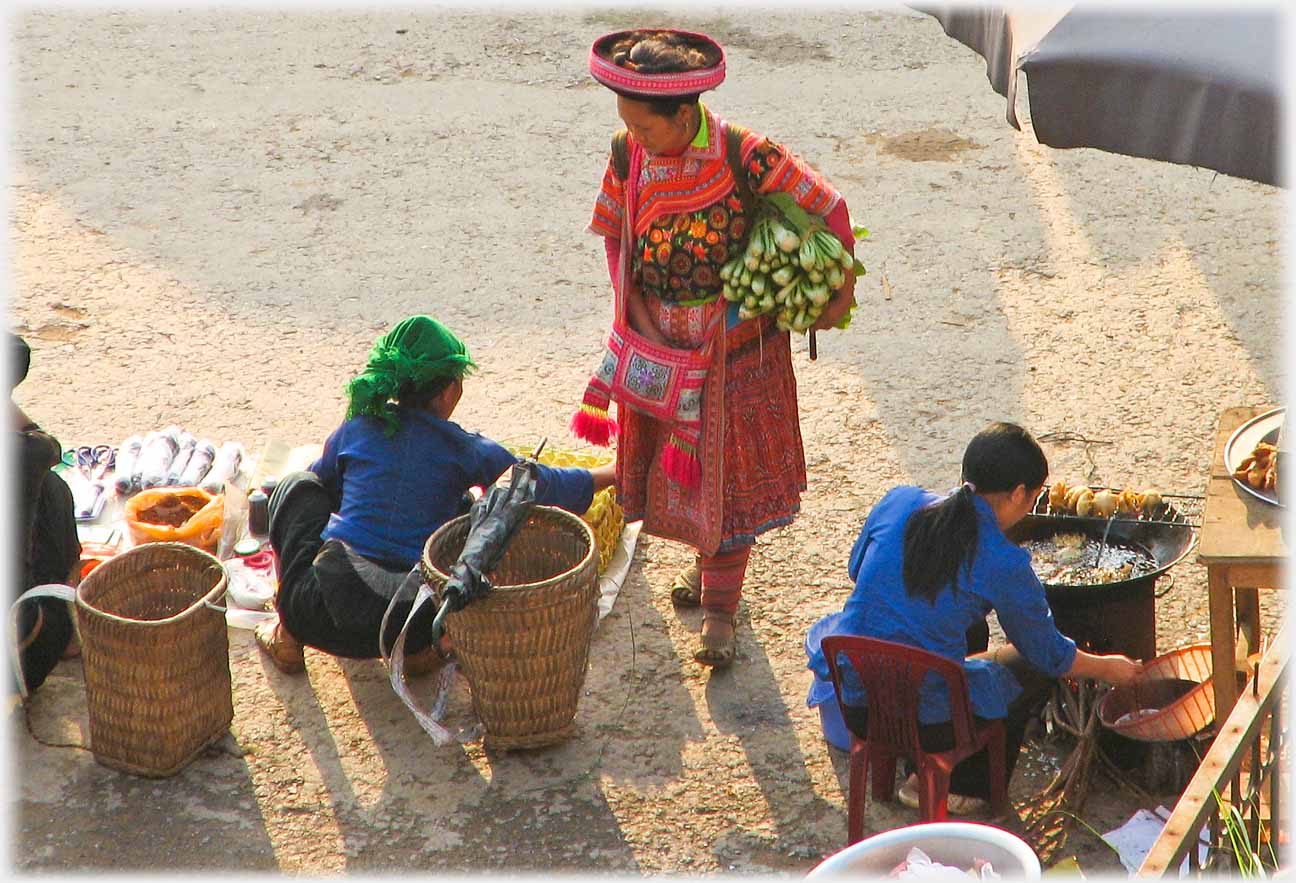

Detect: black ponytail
[902, 422, 1049, 603]
[903, 485, 980, 604]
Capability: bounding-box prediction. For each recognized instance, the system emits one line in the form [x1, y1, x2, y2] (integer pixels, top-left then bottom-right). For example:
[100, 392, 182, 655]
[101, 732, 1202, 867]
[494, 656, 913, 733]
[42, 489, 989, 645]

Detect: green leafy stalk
[765, 192, 816, 233]
[1044, 809, 1125, 861]
[1207, 784, 1267, 877]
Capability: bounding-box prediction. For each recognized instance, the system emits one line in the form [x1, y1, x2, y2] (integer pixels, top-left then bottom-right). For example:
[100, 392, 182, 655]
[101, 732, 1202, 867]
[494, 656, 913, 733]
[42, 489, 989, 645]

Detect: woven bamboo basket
[75, 542, 233, 777]
[421, 506, 598, 751]
[1097, 643, 1215, 742]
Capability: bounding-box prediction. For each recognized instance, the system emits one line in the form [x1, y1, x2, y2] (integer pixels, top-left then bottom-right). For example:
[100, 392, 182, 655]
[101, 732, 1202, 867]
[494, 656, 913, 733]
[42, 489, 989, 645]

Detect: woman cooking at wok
[807, 422, 1144, 815]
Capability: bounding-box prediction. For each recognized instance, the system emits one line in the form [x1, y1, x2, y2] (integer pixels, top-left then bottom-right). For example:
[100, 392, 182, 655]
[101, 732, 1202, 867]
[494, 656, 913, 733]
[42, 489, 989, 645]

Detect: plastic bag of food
[217, 480, 249, 560]
[123, 486, 224, 554]
[166, 430, 197, 486]
[179, 439, 217, 487]
[201, 441, 245, 493]
[113, 434, 144, 495]
[224, 559, 275, 611]
[136, 426, 181, 490]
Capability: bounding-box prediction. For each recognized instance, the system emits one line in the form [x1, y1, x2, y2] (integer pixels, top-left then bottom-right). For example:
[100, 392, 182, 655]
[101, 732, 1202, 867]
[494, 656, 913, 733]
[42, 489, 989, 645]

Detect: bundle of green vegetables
[719, 192, 869, 333]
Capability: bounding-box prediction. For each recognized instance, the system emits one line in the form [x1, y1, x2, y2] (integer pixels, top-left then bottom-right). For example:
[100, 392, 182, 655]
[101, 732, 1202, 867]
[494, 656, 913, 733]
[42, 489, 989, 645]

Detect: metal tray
[1223, 406, 1283, 507]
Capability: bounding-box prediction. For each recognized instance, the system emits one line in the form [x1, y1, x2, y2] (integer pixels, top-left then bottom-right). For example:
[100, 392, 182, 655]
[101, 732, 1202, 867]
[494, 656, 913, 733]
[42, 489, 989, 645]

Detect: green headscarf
[345, 315, 476, 436]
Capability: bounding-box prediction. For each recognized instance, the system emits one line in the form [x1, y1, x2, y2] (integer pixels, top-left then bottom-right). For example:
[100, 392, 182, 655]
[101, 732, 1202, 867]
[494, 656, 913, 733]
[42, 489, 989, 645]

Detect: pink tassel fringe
[661, 439, 702, 490]
[570, 407, 617, 447]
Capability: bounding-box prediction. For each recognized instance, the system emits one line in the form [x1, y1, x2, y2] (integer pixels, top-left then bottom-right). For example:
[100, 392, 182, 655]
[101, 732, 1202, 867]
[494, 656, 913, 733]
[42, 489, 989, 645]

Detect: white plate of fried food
[1224, 406, 1283, 507]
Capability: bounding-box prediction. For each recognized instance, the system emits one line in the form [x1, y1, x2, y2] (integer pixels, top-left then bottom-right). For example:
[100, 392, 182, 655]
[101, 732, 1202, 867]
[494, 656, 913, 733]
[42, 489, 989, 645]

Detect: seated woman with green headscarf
[255, 315, 615, 675]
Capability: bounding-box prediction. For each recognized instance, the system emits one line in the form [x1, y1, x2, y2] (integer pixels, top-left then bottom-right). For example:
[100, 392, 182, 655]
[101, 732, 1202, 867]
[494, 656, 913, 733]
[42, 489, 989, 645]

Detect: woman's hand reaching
[1067, 649, 1144, 687]
[1098, 654, 1145, 687]
[590, 462, 617, 493]
[626, 285, 672, 346]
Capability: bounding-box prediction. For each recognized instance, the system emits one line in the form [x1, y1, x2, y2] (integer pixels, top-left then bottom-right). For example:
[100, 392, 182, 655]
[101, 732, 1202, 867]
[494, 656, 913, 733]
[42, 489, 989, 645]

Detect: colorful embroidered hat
[588, 29, 726, 98]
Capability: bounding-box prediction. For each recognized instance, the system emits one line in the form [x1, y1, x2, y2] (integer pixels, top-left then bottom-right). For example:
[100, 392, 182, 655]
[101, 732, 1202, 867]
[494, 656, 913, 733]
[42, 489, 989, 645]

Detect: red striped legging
[699, 547, 752, 616]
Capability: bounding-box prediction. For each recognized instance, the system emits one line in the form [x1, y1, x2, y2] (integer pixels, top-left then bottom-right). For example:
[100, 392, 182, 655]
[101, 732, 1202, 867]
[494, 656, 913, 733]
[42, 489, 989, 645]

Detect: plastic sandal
[693, 610, 736, 668]
[669, 558, 702, 608]
[897, 774, 989, 816]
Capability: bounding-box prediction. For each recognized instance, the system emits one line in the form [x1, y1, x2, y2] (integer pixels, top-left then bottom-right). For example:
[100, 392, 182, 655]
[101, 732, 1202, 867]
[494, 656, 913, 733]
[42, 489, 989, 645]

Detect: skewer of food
[1045, 481, 1163, 518]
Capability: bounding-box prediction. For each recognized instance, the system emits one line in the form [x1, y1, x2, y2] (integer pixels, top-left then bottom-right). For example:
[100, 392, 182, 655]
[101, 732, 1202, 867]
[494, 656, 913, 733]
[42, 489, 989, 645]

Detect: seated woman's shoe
[896, 774, 989, 816]
[255, 619, 305, 674]
[670, 557, 702, 608]
[693, 610, 736, 668]
[403, 643, 447, 677]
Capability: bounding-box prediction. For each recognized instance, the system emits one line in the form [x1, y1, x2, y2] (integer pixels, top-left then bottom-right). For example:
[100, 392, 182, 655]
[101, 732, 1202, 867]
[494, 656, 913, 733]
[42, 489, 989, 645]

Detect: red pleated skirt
[617, 296, 807, 552]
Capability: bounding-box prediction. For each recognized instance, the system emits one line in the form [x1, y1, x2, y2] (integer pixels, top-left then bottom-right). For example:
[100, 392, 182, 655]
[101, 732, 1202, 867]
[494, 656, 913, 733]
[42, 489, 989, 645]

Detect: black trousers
[268, 471, 439, 659]
[14, 471, 79, 695]
[841, 621, 1054, 800]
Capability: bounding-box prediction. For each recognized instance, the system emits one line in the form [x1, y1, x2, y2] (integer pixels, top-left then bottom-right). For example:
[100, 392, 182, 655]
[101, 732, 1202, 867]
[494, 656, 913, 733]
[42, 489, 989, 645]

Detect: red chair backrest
[820, 635, 979, 751]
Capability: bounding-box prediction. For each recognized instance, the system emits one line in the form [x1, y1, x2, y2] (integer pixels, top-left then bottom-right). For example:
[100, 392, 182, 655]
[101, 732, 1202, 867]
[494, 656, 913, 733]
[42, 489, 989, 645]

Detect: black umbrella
[379, 438, 546, 664]
[428, 452, 541, 642]
[918, 5, 1283, 186]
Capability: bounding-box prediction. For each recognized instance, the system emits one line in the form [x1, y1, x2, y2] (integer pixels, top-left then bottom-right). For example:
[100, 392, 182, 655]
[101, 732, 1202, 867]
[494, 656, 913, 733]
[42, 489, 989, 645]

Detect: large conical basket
[74, 542, 233, 777]
[420, 506, 598, 750]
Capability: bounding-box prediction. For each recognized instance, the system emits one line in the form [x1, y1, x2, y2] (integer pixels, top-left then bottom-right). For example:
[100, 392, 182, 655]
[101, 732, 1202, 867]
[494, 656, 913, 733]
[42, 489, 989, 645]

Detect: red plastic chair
[821, 635, 1008, 843]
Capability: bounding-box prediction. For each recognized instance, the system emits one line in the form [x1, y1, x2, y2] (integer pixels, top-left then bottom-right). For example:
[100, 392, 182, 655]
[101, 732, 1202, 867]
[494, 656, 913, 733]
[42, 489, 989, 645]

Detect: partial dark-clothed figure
[11, 333, 79, 695]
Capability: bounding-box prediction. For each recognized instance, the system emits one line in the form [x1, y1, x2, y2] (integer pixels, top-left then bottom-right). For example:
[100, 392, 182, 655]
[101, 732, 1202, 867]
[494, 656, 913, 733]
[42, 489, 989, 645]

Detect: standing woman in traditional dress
[572, 29, 857, 667]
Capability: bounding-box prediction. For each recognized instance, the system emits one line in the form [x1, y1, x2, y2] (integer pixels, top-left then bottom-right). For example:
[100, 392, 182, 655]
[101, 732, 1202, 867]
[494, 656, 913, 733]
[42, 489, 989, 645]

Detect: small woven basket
[1098, 643, 1215, 742]
[421, 506, 598, 751]
[75, 542, 233, 777]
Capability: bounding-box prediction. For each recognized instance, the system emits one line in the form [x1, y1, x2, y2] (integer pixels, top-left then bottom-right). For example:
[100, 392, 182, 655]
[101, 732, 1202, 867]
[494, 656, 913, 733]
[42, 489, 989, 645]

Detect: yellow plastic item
[1044, 856, 1086, 877]
[503, 443, 624, 574]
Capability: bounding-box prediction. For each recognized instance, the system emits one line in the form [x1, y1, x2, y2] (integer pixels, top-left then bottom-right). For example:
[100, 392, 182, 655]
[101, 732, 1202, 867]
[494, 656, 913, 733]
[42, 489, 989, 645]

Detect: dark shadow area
[10, 659, 279, 871]
[702, 608, 846, 865]
[334, 654, 643, 872]
[579, 559, 708, 788]
[311, 559, 699, 872]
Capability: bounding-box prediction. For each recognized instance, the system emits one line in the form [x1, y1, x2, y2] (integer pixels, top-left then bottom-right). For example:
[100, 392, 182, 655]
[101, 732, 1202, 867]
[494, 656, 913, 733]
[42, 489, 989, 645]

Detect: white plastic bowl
[807, 822, 1042, 879]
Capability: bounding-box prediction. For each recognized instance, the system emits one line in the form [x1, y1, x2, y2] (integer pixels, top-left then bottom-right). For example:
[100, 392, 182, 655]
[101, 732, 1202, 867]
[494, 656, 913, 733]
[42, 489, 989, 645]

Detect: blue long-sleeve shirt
[310, 409, 594, 571]
[806, 485, 1077, 724]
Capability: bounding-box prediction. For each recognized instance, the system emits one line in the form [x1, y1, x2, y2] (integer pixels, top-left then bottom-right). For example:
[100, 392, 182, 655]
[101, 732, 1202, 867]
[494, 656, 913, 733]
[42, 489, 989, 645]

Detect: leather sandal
[693, 610, 736, 668]
[669, 557, 703, 608]
[403, 641, 448, 677]
[255, 618, 305, 674]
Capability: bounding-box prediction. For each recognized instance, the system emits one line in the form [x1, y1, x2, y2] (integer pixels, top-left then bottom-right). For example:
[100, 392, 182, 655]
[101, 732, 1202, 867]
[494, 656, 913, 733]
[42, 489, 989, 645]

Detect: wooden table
[1198, 406, 1287, 721]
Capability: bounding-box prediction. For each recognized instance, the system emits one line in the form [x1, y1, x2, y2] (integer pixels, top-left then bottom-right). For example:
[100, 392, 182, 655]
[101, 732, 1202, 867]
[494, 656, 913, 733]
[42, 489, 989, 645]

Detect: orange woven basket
[1097, 643, 1215, 742]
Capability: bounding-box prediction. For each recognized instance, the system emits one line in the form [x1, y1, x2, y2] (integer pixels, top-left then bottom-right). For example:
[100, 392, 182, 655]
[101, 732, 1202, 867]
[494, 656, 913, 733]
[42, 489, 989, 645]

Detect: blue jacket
[806, 485, 1077, 724]
[311, 409, 593, 571]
